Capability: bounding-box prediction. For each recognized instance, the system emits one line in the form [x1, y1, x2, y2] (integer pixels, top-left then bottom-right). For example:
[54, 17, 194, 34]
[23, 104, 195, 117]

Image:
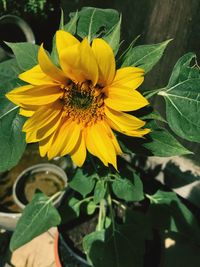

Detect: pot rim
[54, 228, 90, 267]
[12, 163, 68, 210]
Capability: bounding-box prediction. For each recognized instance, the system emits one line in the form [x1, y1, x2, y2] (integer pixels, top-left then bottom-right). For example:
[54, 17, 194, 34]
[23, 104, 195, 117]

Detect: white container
[0, 163, 68, 231]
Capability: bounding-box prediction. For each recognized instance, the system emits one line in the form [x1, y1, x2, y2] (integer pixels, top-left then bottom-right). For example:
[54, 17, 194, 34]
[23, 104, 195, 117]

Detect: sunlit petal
[19, 65, 56, 85]
[104, 85, 149, 111]
[92, 38, 115, 86]
[38, 44, 68, 84]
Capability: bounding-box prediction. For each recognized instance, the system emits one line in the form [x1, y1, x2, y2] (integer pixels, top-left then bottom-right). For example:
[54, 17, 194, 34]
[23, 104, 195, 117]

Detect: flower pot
[54, 229, 90, 267]
[13, 163, 68, 210]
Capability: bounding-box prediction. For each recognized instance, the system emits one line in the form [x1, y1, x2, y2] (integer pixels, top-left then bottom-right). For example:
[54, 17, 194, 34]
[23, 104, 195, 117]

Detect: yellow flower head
[6, 30, 150, 169]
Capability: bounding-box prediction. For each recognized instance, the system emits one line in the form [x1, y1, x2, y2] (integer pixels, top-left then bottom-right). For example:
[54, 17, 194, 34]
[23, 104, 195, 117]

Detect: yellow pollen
[61, 81, 105, 126]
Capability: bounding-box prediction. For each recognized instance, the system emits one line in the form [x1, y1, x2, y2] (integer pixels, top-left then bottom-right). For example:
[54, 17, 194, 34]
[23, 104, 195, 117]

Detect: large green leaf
[69, 168, 96, 197]
[10, 192, 61, 251]
[112, 172, 144, 202]
[0, 96, 26, 172]
[168, 52, 199, 87]
[103, 15, 121, 55]
[83, 211, 151, 267]
[72, 7, 120, 42]
[147, 190, 200, 245]
[0, 59, 26, 172]
[0, 58, 24, 93]
[159, 78, 200, 142]
[93, 180, 107, 204]
[158, 53, 200, 142]
[6, 42, 39, 71]
[122, 39, 171, 73]
[63, 10, 79, 35]
[143, 121, 192, 157]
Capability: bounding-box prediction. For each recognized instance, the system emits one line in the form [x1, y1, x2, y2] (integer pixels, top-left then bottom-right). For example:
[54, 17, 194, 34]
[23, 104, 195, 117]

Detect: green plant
[0, 7, 200, 267]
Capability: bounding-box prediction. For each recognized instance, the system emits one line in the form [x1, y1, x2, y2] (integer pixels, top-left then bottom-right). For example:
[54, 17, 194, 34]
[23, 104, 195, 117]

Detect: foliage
[0, 6, 200, 267]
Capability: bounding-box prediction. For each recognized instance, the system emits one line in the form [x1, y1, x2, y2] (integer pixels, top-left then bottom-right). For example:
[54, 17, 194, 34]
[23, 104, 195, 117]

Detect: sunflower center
[70, 83, 93, 110]
[62, 81, 105, 126]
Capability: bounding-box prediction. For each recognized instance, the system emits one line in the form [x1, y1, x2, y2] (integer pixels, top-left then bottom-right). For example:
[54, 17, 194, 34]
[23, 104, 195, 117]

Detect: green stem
[107, 191, 115, 230]
[96, 199, 106, 231]
[143, 87, 166, 99]
[112, 199, 127, 210]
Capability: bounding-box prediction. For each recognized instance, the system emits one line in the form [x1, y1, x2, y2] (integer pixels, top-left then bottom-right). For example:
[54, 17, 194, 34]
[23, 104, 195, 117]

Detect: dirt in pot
[0, 144, 48, 213]
[58, 215, 98, 267]
[21, 170, 65, 204]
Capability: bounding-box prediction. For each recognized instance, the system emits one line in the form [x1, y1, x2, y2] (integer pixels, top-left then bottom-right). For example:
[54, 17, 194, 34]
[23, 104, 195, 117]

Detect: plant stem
[143, 87, 166, 99]
[107, 191, 115, 230]
[97, 199, 106, 231]
[112, 199, 127, 210]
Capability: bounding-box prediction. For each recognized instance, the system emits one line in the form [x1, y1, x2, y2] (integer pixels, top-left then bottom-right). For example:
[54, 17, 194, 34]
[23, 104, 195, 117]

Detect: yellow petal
[112, 67, 144, 89]
[19, 65, 56, 85]
[59, 44, 85, 82]
[85, 122, 117, 169]
[59, 39, 99, 85]
[23, 101, 62, 132]
[92, 38, 115, 86]
[6, 84, 62, 107]
[70, 131, 87, 167]
[47, 119, 71, 159]
[26, 110, 63, 142]
[105, 107, 150, 137]
[56, 30, 80, 53]
[38, 44, 68, 84]
[19, 108, 34, 117]
[102, 121, 122, 155]
[80, 38, 98, 85]
[39, 132, 55, 157]
[47, 120, 81, 159]
[104, 85, 149, 111]
[60, 122, 81, 156]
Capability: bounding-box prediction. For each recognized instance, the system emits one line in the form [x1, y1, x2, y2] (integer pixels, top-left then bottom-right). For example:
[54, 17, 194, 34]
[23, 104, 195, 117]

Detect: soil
[0, 144, 67, 213]
[22, 170, 65, 204]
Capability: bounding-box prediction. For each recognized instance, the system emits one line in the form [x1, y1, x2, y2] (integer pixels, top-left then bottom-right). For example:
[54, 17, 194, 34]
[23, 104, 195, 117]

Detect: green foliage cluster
[0, 0, 53, 17]
[0, 7, 200, 267]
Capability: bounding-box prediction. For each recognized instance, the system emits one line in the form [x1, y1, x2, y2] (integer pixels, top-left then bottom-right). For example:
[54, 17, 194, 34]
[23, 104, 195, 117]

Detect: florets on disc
[6, 30, 150, 168]
[62, 81, 105, 126]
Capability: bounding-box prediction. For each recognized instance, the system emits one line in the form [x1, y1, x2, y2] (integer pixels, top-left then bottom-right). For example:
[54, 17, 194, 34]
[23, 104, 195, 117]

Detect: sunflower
[6, 30, 150, 169]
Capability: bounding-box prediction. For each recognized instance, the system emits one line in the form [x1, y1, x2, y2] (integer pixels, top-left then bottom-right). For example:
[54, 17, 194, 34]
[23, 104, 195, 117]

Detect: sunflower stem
[96, 199, 106, 231]
[143, 87, 166, 99]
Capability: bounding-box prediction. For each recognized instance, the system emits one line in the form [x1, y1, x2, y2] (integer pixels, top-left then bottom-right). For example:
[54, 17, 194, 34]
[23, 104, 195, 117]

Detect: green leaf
[168, 52, 199, 87]
[83, 213, 150, 267]
[0, 58, 24, 93]
[103, 15, 121, 55]
[147, 190, 200, 245]
[0, 96, 26, 172]
[0, 59, 26, 172]
[68, 197, 81, 217]
[159, 78, 200, 142]
[112, 173, 144, 202]
[10, 192, 61, 251]
[143, 121, 192, 157]
[73, 7, 119, 41]
[87, 201, 97, 215]
[69, 168, 96, 197]
[140, 110, 166, 122]
[158, 53, 200, 142]
[6, 42, 39, 71]
[63, 10, 79, 34]
[122, 39, 171, 73]
[94, 180, 107, 204]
